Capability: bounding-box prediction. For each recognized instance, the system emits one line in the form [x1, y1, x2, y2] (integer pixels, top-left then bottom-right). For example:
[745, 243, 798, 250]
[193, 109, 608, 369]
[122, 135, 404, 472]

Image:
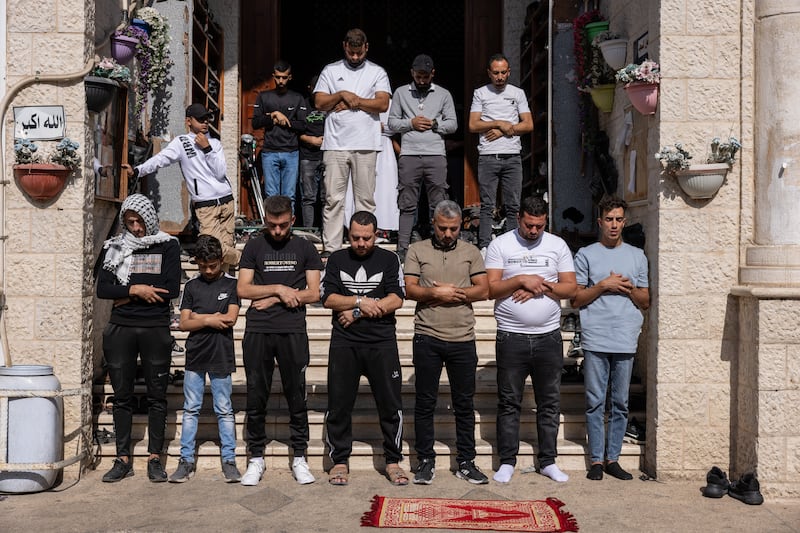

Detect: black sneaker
[148, 457, 168, 483]
[586, 463, 603, 480]
[456, 460, 489, 484]
[102, 457, 133, 482]
[605, 461, 633, 480]
[222, 460, 242, 483]
[728, 472, 764, 505]
[169, 458, 195, 483]
[624, 417, 646, 445]
[702, 466, 730, 498]
[567, 332, 584, 358]
[413, 458, 435, 485]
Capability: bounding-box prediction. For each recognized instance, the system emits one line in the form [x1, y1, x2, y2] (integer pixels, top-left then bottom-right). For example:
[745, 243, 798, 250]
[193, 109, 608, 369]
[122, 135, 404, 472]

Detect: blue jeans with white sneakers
[583, 350, 634, 464]
[180, 370, 236, 463]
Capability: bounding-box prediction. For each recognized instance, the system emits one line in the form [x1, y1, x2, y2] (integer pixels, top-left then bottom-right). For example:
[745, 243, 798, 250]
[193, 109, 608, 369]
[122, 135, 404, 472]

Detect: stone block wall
[4, 0, 95, 477]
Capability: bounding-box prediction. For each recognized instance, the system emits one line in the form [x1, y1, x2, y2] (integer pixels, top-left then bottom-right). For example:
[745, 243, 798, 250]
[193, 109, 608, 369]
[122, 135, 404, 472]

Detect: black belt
[481, 153, 519, 160]
[194, 194, 233, 208]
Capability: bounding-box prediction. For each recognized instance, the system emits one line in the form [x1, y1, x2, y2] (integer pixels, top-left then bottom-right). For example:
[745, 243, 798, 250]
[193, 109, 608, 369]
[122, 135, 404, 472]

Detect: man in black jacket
[97, 194, 181, 483]
[252, 60, 307, 212]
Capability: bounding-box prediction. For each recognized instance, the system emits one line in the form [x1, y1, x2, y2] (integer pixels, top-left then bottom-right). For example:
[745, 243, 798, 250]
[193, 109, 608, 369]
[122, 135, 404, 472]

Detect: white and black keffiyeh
[102, 194, 174, 284]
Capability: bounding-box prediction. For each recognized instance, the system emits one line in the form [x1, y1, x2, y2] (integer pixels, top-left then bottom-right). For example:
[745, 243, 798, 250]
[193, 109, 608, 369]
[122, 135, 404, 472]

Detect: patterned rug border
[361, 495, 579, 532]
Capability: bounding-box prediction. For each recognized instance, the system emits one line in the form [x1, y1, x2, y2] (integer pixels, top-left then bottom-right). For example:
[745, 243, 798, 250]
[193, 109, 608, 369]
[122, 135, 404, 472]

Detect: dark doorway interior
[278, 0, 466, 205]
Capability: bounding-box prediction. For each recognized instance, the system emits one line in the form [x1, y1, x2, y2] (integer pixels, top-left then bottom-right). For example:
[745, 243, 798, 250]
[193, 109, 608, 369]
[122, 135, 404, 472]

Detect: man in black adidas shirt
[321, 211, 407, 486]
[237, 195, 323, 486]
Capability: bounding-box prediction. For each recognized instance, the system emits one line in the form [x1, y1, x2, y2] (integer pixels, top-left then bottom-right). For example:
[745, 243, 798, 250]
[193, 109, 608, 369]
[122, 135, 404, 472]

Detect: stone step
[97, 438, 644, 474]
[95, 406, 642, 443]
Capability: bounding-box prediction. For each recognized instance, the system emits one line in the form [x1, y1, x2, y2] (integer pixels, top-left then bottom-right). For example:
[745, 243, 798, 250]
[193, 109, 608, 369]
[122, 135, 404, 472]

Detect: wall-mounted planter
[110, 34, 138, 65]
[13, 164, 70, 202]
[585, 21, 610, 41]
[85, 76, 120, 113]
[675, 163, 730, 199]
[130, 18, 151, 36]
[588, 84, 615, 113]
[624, 82, 659, 115]
[598, 39, 628, 70]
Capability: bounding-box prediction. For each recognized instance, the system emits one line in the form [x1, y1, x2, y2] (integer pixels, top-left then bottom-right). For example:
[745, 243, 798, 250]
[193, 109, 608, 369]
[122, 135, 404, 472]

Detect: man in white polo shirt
[314, 28, 391, 257]
[485, 196, 576, 484]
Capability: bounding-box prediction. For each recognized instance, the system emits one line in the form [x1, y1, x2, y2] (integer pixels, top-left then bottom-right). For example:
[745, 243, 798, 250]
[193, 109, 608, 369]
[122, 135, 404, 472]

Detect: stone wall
[4, 0, 95, 477]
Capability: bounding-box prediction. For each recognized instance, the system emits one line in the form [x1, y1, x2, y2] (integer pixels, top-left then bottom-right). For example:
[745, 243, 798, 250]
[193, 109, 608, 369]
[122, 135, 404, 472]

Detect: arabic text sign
[14, 106, 66, 140]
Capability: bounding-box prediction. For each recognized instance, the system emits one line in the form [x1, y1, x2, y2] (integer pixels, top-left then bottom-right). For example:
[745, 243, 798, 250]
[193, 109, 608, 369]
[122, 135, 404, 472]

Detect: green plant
[591, 31, 623, 46]
[91, 57, 131, 83]
[616, 60, 661, 85]
[708, 137, 741, 165]
[13, 138, 81, 171]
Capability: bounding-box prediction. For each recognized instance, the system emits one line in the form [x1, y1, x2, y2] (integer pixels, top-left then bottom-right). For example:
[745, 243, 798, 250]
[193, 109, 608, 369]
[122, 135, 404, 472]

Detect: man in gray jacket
[388, 54, 458, 263]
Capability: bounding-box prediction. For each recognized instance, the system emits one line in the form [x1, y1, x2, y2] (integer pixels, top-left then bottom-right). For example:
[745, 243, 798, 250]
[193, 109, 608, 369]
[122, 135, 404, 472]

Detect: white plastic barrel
[0, 365, 63, 493]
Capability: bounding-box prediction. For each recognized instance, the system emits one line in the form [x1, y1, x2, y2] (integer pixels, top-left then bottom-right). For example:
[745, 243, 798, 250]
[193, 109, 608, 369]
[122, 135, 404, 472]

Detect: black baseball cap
[411, 54, 434, 73]
[185, 103, 213, 120]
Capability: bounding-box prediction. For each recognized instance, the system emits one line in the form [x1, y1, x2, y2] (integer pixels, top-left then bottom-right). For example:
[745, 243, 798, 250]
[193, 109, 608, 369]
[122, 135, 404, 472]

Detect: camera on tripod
[239, 133, 256, 161]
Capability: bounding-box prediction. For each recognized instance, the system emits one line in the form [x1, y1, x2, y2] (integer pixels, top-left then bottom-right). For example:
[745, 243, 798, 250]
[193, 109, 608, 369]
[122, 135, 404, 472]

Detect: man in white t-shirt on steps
[484, 196, 576, 484]
[313, 28, 391, 257]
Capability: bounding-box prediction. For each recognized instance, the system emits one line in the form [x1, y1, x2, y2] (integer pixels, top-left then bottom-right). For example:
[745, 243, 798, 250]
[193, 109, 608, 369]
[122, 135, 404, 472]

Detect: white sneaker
[292, 457, 316, 485]
[240, 458, 265, 486]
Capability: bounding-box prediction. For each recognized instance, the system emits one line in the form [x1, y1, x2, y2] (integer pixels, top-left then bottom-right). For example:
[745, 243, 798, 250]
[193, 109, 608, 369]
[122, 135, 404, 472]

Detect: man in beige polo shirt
[403, 200, 489, 485]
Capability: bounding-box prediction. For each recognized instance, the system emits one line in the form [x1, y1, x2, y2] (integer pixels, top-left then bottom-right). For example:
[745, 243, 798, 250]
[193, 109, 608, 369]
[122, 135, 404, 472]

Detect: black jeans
[243, 332, 311, 457]
[103, 323, 172, 457]
[495, 329, 563, 468]
[325, 344, 403, 465]
[413, 334, 478, 464]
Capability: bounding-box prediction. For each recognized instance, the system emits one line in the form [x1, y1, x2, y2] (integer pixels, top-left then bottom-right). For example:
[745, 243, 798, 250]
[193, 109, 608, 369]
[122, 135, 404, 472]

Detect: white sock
[541, 464, 569, 482]
[493, 464, 515, 483]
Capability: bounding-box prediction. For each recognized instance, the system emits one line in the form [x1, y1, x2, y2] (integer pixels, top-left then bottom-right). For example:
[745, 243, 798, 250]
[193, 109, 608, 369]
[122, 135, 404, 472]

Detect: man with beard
[321, 211, 406, 486]
[313, 28, 391, 257]
[252, 60, 308, 212]
[236, 195, 324, 486]
[468, 54, 534, 254]
[403, 200, 489, 485]
[388, 54, 458, 264]
[484, 196, 576, 484]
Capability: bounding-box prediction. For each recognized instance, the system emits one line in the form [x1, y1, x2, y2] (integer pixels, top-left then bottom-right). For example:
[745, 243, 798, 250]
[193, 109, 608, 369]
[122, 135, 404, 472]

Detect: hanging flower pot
[84, 76, 120, 113]
[675, 163, 730, 199]
[598, 39, 628, 71]
[110, 34, 139, 65]
[13, 164, 70, 201]
[588, 84, 615, 113]
[130, 18, 152, 36]
[585, 21, 610, 42]
[624, 82, 659, 115]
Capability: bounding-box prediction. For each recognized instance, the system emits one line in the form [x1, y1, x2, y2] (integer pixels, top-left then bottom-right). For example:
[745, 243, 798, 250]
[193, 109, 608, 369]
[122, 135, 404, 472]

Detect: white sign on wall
[13, 106, 66, 140]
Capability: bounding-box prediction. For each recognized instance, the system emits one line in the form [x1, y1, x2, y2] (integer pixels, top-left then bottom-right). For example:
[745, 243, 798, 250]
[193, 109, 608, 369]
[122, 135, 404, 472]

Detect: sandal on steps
[386, 464, 409, 486]
[328, 464, 349, 486]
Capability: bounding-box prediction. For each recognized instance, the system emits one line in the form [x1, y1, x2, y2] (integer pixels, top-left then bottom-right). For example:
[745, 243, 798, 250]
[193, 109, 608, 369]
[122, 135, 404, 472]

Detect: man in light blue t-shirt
[571, 195, 650, 482]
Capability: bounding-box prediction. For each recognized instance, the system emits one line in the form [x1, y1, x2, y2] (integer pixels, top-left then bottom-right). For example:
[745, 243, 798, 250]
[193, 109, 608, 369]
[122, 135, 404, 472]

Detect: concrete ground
[2, 463, 799, 533]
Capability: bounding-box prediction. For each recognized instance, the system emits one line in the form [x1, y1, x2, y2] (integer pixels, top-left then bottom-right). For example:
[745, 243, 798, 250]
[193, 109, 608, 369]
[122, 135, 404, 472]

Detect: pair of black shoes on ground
[702, 466, 763, 505]
[586, 461, 633, 480]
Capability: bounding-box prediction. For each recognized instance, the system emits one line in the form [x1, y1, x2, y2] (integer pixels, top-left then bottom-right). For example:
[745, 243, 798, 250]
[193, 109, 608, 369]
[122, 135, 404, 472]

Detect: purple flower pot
[110, 34, 138, 65]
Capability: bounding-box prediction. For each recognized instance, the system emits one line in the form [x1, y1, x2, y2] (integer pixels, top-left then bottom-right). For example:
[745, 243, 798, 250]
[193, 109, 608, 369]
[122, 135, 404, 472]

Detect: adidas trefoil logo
[340, 266, 382, 295]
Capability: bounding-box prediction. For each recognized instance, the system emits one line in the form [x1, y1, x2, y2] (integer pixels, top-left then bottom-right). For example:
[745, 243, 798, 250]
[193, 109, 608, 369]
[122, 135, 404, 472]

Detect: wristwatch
[352, 295, 362, 318]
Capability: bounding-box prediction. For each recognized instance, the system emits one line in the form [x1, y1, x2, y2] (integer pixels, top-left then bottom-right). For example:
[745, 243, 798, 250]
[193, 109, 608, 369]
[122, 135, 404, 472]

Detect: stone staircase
[92, 242, 645, 475]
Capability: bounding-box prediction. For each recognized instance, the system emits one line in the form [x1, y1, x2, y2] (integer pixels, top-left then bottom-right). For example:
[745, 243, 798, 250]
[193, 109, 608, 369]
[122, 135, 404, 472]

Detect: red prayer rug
[361, 495, 578, 532]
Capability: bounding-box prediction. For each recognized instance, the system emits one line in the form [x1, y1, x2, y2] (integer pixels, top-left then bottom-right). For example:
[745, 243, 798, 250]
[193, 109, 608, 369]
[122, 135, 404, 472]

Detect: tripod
[239, 134, 265, 225]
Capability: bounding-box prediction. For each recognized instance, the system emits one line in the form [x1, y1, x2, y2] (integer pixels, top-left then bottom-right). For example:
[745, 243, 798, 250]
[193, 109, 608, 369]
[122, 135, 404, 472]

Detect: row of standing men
[96, 190, 649, 487]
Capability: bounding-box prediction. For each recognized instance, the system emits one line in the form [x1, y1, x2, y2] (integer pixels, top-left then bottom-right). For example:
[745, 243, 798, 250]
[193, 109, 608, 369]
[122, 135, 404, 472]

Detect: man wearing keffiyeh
[97, 194, 181, 483]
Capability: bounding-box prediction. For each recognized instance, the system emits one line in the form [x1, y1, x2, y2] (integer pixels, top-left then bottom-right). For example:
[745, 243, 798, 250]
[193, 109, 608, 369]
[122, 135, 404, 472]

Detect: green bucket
[585, 21, 610, 42]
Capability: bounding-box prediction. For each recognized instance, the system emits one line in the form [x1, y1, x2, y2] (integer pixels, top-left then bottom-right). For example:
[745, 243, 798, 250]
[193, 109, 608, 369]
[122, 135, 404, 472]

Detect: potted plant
[110, 25, 145, 65]
[85, 57, 131, 113]
[13, 138, 81, 201]
[593, 30, 628, 71]
[616, 60, 661, 114]
[655, 136, 742, 198]
[129, 7, 173, 123]
[583, 40, 617, 113]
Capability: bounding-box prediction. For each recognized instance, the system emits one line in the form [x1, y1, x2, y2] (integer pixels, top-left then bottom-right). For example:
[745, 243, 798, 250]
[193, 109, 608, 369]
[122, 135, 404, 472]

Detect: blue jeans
[583, 350, 634, 463]
[495, 329, 563, 468]
[412, 334, 477, 464]
[261, 150, 299, 210]
[180, 370, 236, 463]
[477, 154, 522, 249]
